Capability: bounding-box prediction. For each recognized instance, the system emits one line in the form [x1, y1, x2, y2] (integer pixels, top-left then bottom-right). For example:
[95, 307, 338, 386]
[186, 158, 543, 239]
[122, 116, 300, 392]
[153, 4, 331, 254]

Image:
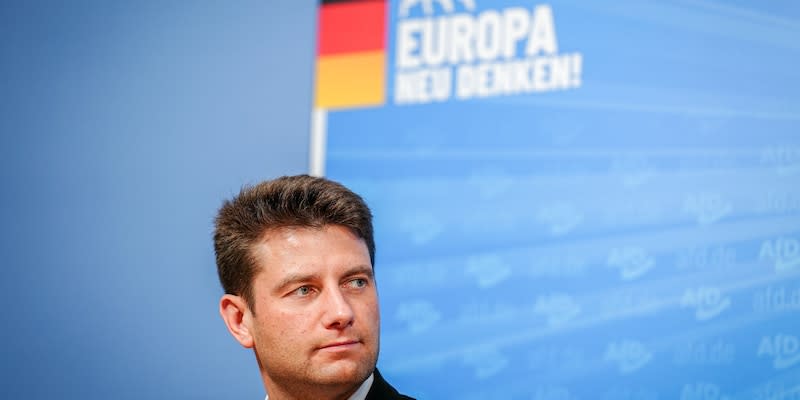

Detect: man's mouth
[318, 340, 361, 351]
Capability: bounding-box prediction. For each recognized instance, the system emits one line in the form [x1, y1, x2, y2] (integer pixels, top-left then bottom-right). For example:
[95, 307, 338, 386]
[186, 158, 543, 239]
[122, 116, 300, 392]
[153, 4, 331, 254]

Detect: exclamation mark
[571, 53, 583, 88]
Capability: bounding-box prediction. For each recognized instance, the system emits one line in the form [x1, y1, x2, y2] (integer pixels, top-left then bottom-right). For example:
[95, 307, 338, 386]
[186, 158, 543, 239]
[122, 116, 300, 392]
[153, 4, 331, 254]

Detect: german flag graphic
[315, 0, 388, 109]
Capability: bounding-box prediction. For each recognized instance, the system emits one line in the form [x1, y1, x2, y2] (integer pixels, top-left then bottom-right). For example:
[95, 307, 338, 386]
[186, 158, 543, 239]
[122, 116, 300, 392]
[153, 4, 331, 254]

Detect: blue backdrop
[1, 1, 314, 398]
[3, 1, 799, 399]
[320, 1, 800, 399]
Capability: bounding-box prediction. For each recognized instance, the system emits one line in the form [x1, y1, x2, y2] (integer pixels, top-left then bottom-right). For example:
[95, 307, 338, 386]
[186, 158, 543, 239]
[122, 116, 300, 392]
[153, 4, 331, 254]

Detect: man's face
[245, 225, 380, 392]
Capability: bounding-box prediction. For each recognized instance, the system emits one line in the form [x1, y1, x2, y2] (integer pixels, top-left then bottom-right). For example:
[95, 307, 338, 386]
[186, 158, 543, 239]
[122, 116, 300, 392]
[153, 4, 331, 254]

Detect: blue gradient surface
[1, 1, 315, 398]
[324, 1, 800, 398]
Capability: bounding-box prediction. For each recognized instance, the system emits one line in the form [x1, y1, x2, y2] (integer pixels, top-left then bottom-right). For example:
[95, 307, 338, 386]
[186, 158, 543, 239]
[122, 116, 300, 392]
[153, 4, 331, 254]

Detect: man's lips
[318, 339, 361, 350]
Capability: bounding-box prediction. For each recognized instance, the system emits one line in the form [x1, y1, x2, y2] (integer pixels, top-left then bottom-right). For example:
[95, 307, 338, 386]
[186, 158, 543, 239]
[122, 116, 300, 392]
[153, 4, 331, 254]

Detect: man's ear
[220, 294, 255, 348]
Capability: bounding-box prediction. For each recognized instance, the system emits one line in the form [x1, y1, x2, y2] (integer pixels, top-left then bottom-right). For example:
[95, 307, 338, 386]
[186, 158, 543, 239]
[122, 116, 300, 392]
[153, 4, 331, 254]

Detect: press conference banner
[310, 1, 800, 398]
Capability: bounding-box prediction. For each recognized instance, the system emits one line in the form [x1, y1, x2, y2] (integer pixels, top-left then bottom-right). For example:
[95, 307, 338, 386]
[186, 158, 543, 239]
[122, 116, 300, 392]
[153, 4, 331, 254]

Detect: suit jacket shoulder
[365, 369, 415, 400]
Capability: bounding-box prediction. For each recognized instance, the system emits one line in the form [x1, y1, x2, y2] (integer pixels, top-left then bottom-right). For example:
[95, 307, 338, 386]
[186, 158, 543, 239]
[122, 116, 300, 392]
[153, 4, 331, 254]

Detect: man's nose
[321, 287, 355, 329]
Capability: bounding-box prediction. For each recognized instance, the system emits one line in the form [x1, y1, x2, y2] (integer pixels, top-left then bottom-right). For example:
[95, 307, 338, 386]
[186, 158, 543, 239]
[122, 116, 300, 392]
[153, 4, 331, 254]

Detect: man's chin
[311, 359, 374, 386]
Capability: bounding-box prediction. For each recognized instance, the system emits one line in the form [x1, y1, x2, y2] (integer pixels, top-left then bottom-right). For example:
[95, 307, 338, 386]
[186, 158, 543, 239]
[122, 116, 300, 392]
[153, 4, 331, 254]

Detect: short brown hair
[213, 175, 375, 309]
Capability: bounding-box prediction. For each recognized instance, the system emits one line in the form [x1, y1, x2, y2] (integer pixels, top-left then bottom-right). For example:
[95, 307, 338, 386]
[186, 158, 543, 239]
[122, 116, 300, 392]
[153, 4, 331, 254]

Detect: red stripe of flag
[317, 0, 386, 55]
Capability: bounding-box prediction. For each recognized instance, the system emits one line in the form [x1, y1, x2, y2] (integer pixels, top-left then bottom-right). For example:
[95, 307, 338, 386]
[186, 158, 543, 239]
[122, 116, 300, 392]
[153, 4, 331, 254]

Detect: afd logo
[394, 300, 441, 334]
[759, 237, 800, 273]
[604, 340, 653, 374]
[753, 285, 800, 313]
[465, 254, 512, 288]
[399, 0, 475, 16]
[676, 245, 736, 271]
[757, 334, 800, 369]
[462, 346, 508, 379]
[533, 293, 581, 327]
[680, 382, 730, 400]
[467, 169, 514, 199]
[535, 203, 583, 235]
[606, 246, 655, 281]
[398, 213, 443, 245]
[680, 287, 731, 321]
[611, 155, 655, 187]
[760, 146, 800, 176]
[682, 192, 733, 225]
[754, 383, 800, 400]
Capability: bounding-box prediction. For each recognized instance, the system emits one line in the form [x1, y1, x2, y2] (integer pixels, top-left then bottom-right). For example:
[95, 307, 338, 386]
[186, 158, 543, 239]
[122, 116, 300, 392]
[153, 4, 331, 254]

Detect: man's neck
[264, 373, 374, 400]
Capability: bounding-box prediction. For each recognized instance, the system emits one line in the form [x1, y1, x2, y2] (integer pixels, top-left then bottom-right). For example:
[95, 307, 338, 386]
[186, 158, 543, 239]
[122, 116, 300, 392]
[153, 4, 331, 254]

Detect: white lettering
[475, 11, 502, 60]
[502, 8, 530, 58]
[526, 5, 558, 55]
[395, 68, 452, 104]
[455, 54, 580, 99]
[420, 19, 447, 66]
[396, 6, 561, 67]
[393, 4, 580, 105]
[397, 20, 423, 69]
[449, 14, 475, 63]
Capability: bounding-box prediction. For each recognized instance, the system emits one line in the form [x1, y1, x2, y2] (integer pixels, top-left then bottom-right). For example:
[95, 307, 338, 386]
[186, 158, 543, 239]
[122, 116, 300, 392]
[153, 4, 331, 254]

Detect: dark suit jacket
[365, 369, 415, 400]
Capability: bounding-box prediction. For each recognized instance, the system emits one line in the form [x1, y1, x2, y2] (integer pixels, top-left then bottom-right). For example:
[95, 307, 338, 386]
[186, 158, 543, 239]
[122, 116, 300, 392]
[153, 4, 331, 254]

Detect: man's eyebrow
[273, 273, 319, 293]
[342, 265, 375, 280]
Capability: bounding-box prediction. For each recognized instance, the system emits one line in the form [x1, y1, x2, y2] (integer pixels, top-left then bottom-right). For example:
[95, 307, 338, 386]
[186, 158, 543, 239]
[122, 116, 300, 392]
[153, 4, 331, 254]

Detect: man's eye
[293, 286, 312, 296]
[348, 278, 367, 288]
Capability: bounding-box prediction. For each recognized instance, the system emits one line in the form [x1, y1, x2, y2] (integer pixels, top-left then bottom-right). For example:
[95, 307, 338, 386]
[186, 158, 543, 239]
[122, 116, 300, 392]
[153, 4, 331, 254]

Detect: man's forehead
[256, 224, 362, 244]
[250, 225, 371, 277]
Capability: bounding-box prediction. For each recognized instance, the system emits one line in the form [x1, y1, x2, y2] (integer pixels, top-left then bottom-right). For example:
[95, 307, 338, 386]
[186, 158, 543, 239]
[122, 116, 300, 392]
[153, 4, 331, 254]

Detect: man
[215, 175, 415, 400]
